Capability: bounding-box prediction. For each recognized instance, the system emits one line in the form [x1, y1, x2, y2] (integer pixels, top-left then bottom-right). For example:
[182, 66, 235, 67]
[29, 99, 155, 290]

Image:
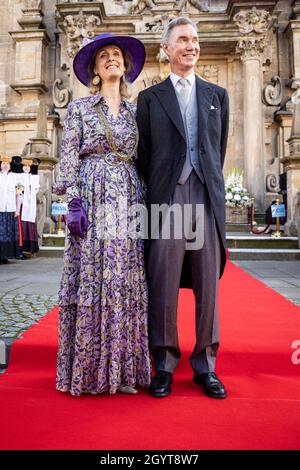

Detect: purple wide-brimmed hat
[73, 33, 146, 86]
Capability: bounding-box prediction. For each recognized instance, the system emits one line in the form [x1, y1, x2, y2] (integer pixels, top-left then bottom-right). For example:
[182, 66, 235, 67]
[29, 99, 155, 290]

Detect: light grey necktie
[178, 78, 190, 107]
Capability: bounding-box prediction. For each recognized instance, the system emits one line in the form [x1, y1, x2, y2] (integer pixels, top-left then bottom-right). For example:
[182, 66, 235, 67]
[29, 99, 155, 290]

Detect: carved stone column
[286, 1, 300, 92]
[56, 4, 102, 101]
[234, 7, 272, 209]
[9, 0, 50, 112]
[281, 93, 300, 236]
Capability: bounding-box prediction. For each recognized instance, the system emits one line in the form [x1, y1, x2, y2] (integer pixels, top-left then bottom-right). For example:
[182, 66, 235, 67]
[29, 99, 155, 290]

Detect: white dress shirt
[170, 71, 195, 103]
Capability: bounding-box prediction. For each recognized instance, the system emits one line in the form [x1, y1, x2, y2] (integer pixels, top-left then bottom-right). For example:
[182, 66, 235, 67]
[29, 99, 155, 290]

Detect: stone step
[43, 216, 269, 241]
[226, 223, 252, 232]
[228, 248, 300, 261]
[226, 235, 298, 249]
[226, 211, 268, 232]
[38, 246, 64, 257]
[41, 226, 299, 259]
[42, 233, 65, 247]
[253, 212, 267, 222]
[39, 247, 300, 261]
[226, 223, 271, 232]
[39, 238, 300, 261]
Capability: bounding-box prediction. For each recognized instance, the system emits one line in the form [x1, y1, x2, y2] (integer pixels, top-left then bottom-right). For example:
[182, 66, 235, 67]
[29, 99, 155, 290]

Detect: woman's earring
[92, 74, 101, 86]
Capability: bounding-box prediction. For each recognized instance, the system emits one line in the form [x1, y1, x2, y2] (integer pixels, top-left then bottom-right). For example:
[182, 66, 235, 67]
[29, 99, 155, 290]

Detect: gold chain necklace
[95, 101, 139, 166]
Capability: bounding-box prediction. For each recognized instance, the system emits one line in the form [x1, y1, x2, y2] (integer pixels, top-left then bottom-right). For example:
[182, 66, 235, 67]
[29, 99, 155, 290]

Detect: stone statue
[63, 12, 100, 58]
[234, 7, 271, 34]
[146, 14, 176, 32]
[36, 185, 47, 242]
[129, 0, 156, 15]
[178, 0, 210, 12]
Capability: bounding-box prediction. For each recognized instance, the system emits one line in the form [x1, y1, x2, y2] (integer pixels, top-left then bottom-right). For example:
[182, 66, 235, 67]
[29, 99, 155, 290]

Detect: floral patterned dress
[54, 93, 151, 395]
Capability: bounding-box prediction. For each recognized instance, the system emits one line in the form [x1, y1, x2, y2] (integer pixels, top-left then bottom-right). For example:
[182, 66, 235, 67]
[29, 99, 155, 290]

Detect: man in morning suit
[136, 17, 229, 399]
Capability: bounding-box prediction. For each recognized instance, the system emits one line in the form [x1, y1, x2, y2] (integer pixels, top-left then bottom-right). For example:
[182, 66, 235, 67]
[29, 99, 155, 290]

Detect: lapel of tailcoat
[195, 75, 215, 150]
[152, 75, 215, 150]
[152, 76, 186, 142]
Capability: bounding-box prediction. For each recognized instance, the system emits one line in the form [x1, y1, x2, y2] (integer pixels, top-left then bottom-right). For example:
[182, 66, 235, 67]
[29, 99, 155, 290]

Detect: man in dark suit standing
[136, 17, 229, 399]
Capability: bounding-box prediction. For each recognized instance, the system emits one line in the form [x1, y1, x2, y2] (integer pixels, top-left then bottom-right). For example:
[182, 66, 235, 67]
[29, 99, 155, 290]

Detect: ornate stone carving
[23, 0, 42, 10]
[234, 7, 272, 34]
[132, 0, 210, 15]
[146, 14, 176, 32]
[236, 36, 267, 60]
[195, 64, 219, 83]
[266, 174, 280, 193]
[263, 76, 283, 106]
[52, 79, 70, 109]
[178, 0, 210, 12]
[289, 142, 300, 155]
[157, 46, 170, 80]
[141, 75, 162, 89]
[57, 1, 95, 3]
[291, 88, 300, 106]
[63, 10, 100, 58]
[129, 0, 156, 15]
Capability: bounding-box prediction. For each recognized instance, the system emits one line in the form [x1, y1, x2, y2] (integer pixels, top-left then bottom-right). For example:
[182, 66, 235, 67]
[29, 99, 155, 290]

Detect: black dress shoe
[194, 372, 227, 399]
[150, 371, 173, 398]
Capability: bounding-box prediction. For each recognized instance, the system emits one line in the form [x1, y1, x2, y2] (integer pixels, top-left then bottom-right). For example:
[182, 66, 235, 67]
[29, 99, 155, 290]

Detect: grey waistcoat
[175, 81, 205, 185]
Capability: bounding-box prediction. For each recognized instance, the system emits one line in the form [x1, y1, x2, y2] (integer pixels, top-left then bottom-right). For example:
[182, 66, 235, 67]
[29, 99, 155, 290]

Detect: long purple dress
[54, 93, 151, 395]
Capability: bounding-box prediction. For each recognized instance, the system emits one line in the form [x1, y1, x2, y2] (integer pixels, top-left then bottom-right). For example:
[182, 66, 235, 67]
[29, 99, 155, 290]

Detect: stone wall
[0, 0, 299, 236]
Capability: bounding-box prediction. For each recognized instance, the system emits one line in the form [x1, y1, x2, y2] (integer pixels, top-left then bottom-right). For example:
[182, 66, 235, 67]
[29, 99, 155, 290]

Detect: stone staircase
[227, 232, 299, 260]
[226, 211, 299, 260]
[39, 212, 300, 261]
[39, 234, 65, 257]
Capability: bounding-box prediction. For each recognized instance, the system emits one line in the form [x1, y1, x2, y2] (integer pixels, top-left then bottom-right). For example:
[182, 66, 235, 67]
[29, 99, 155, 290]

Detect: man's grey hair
[161, 17, 198, 44]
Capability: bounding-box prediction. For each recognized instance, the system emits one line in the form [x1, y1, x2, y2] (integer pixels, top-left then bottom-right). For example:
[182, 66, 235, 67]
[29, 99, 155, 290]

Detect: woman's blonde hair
[88, 45, 133, 98]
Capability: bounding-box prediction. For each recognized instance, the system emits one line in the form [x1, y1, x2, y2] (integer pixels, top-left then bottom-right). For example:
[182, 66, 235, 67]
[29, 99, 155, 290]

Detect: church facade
[0, 0, 299, 237]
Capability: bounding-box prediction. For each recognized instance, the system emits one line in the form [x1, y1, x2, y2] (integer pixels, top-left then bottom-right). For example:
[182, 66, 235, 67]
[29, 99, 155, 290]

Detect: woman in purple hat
[53, 34, 151, 396]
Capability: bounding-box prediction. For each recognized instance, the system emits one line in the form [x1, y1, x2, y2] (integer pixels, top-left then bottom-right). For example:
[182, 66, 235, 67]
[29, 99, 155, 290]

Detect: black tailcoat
[136, 75, 230, 285]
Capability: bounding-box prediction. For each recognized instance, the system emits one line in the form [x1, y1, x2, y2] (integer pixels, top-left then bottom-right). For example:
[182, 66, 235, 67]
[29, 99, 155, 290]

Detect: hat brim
[0, 156, 12, 163]
[73, 35, 146, 86]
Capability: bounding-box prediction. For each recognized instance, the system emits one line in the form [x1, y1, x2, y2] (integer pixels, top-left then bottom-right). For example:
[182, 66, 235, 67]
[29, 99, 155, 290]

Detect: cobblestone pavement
[0, 293, 58, 339]
[0, 257, 62, 372]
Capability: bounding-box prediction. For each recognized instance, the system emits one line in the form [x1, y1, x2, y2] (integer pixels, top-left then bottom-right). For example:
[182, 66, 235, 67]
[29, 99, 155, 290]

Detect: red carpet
[0, 261, 300, 450]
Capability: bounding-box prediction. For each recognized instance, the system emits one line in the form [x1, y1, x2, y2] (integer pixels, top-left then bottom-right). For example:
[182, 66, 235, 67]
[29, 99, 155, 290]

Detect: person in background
[0, 155, 20, 264]
[13, 157, 40, 258]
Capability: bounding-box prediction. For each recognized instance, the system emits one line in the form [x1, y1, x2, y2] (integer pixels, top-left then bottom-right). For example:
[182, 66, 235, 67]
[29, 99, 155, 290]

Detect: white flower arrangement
[225, 168, 252, 208]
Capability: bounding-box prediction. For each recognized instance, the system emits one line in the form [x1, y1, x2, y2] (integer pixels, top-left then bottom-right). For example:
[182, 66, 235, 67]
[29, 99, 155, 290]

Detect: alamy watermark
[291, 340, 300, 365]
[90, 197, 205, 250]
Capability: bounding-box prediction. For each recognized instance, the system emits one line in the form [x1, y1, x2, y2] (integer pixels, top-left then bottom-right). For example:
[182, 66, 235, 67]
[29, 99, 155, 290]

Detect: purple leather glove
[67, 197, 88, 239]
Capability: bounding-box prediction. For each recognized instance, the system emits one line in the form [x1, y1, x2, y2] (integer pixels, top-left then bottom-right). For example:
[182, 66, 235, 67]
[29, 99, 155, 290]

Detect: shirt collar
[170, 71, 195, 88]
[89, 92, 129, 110]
